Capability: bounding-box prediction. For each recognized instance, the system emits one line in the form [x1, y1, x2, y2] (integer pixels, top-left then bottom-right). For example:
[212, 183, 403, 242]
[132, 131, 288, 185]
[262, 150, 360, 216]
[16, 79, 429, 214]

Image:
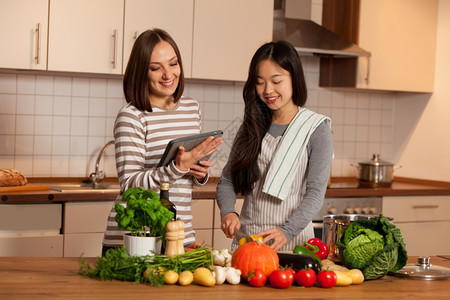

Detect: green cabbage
[336, 214, 408, 280]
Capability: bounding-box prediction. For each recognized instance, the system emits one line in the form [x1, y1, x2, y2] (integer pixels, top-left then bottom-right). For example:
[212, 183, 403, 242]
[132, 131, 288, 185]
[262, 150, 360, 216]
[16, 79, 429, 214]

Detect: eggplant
[277, 252, 321, 274]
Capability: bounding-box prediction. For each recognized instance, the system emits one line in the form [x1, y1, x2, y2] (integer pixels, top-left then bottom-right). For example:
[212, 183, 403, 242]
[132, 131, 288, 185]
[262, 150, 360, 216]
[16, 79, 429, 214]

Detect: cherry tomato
[269, 269, 295, 289]
[247, 269, 267, 287]
[317, 270, 337, 288]
[294, 268, 317, 287]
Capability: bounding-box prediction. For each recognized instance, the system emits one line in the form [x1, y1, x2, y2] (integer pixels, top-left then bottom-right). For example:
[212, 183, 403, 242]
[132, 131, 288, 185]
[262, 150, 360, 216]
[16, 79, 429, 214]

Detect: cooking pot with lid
[352, 154, 401, 187]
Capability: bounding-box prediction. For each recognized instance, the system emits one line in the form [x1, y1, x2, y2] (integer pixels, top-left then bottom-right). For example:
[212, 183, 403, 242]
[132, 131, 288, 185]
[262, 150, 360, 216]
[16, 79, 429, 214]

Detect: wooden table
[0, 256, 448, 299]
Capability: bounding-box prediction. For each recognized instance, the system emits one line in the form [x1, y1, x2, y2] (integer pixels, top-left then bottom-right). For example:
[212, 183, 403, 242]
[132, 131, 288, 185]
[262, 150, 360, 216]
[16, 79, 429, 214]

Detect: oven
[312, 196, 383, 241]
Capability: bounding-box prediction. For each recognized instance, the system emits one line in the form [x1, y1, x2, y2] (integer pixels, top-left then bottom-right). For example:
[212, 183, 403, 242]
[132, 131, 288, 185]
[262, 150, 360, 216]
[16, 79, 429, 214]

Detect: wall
[393, 0, 450, 181]
[0, 56, 396, 179]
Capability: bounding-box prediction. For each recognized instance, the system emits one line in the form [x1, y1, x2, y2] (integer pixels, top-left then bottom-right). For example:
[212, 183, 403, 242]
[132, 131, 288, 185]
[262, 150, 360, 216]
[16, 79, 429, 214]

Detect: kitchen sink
[49, 183, 121, 193]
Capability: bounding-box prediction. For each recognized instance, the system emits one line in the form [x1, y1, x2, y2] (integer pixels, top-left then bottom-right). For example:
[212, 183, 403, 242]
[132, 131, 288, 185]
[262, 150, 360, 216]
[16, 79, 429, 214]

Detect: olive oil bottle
[160, 182, 176, 221]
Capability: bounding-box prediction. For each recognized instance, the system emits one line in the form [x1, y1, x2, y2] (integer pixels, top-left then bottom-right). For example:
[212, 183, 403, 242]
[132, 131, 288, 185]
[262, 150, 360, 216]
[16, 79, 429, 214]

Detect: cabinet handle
[133, 31, 139, 40]
[412, 205, 439, 209]
[111, 29, 118, 69]
[34, 23, 41, 64]
[364, 56, 370, 84]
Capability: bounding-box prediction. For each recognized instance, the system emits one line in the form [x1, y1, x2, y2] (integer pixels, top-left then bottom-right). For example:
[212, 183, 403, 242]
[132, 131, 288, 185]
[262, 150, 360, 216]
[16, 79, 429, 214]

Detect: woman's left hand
[188, 160, 212, 181]
[254, 228, 288, 251]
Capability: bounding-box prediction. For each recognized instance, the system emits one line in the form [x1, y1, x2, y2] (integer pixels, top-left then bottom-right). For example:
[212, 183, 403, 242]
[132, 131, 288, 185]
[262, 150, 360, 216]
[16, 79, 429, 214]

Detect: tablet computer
[157, 130, 223, 167]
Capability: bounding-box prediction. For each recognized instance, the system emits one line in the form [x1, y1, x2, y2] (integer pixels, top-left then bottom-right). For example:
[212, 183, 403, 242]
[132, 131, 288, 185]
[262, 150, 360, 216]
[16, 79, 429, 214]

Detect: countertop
[1, 177, 450, 204]
[0, 256, 448, 299]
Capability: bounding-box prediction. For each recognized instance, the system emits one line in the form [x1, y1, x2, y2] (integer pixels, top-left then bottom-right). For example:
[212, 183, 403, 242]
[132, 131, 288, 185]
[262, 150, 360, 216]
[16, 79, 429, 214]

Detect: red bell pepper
[304, 238, 329, 260]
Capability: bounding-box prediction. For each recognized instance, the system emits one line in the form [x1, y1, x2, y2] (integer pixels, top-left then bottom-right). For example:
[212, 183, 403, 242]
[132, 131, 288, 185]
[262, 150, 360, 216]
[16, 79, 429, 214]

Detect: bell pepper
[304, 238, 329, 260]
[293, 244, 322, 264]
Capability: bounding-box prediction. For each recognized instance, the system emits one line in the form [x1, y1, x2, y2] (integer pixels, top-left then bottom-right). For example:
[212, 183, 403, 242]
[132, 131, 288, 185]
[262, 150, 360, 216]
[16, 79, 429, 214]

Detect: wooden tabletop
[0, 256, 448, 299]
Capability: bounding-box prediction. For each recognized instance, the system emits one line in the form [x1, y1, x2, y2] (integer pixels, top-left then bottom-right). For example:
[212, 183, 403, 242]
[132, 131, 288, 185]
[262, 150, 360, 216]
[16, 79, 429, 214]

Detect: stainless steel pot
[322, 214, 391, 261]
[353, 154, 400, 187]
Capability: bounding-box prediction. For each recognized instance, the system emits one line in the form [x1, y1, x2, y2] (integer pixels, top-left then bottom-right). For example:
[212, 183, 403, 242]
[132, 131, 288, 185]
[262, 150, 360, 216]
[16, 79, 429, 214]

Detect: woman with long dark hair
[216, 41, 333, 251]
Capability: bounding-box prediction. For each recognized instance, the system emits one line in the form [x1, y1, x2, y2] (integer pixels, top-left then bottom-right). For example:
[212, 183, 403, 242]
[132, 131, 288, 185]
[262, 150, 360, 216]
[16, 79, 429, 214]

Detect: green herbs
[336, 214, 408, 280]
[79, 246, 214, 285]
[115, 187, 174, 237]
[79, 246, 149, 284]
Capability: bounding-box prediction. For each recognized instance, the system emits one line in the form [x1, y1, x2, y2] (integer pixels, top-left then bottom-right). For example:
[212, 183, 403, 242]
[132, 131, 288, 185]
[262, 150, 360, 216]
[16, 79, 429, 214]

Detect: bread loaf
[0, 169, 27, 187]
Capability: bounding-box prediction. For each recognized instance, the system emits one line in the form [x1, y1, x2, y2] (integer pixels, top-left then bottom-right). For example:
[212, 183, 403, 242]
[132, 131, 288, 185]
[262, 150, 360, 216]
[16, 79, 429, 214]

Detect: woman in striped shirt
[102, 29, 222, 255]
[216, 41, 333, 252]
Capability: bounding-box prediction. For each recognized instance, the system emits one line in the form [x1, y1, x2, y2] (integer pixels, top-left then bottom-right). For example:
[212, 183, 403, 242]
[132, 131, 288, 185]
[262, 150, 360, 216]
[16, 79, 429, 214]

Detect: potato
[178, 270, 194, 286]
[321, 259, 349, 272]
[164, 270, 179, 285]
[334, 271, 352, 287]
[193, 267, 216, 287]
[346, 269, 365, 285]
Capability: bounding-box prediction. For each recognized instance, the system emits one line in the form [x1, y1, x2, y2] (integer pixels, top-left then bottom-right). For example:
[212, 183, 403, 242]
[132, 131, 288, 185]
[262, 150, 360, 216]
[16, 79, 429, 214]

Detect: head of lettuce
[336, 214, 408, 280]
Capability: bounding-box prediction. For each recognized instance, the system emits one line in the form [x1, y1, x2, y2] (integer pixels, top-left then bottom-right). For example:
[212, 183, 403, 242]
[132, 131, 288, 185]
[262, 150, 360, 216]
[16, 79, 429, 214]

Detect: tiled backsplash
[0, 56, 395, 179]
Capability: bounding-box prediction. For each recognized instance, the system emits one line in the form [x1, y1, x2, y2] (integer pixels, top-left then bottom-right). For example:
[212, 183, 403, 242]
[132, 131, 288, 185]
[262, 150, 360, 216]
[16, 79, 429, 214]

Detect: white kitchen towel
[262, 107, 330, 201]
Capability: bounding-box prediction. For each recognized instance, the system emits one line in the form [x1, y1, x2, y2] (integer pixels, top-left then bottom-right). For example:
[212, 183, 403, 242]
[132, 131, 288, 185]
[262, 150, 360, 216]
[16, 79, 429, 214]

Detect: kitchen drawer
[0, 204, 61, 232]
[0, 235, 63, 257]
[383, 196, 450, 222]
[194, 229, 213, 246]
[64, 233, 104, 257]
[191, 199, 214, 229]
[395, 221, 450, 256]
[64, 201, 114, 234]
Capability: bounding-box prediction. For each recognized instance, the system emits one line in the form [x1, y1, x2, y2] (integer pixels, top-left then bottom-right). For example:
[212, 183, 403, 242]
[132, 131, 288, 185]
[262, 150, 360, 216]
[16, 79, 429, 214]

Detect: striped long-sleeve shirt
[103, 97, 204, 247]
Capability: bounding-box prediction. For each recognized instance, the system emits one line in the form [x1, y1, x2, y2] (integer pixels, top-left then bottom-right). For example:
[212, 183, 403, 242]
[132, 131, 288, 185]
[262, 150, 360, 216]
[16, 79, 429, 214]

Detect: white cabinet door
[383, 196, 450, 256]
[0, 0, 48, 70]
[192, 0, 273, 81]
[48, 0, 124, 74]
[123, 0, 194, 77]
[356, 0, 438, 92]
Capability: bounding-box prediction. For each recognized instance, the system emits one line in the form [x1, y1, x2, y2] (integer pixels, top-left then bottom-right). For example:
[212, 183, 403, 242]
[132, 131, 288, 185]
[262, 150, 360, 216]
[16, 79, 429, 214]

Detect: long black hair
[230, 40, 307, 195]
[123, 28, 185, 112]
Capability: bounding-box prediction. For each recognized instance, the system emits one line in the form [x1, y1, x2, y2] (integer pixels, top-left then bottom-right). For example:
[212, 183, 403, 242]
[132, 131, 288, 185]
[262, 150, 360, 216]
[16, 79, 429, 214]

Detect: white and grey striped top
[102, 97, 203, 247]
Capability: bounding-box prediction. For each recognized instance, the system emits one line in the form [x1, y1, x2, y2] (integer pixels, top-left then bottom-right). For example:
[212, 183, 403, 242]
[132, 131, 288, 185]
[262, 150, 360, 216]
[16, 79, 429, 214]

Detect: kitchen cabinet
[0, 0, 48, 70]
[191, 199, 215, 246]
[192, 0, 274, 81]
[63, 201, 114, 257]
[48, 0, 124, 74]
[320, 0, 438, 92]
[0, 204, 63, 257]
[123, 0, 194, 77]
[383, 195, 450, 256]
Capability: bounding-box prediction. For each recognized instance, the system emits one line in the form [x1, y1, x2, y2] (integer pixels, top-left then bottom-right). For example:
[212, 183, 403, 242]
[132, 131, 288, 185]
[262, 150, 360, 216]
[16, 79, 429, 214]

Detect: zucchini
[277, 252, 321, 274]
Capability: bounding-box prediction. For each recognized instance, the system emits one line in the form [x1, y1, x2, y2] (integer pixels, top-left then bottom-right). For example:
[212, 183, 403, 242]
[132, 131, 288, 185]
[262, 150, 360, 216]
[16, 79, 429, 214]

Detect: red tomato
[317, 270, 337, 288]
[294, 269, 317, 287]
[269, 269, 295, 289]
[247, 269, 267, 287]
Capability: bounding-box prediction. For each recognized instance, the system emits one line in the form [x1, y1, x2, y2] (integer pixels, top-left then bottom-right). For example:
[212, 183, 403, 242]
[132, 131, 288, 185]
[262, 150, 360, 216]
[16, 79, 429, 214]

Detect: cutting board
[0, 184, 50, 193]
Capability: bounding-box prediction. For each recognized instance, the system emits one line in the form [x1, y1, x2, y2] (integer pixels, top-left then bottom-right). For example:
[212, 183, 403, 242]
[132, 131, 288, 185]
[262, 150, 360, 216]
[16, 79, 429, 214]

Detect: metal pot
[353, 154, 400, 187]
[322, 214, 392, 261]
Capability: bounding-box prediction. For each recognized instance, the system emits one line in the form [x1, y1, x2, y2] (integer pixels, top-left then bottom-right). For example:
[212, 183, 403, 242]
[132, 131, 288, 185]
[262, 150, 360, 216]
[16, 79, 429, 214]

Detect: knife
[234, 228, 253, 242]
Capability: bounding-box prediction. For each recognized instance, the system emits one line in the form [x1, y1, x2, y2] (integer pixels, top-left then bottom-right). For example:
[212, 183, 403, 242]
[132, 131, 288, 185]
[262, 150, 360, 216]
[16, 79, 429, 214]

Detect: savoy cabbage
[336, 214, 408, 280]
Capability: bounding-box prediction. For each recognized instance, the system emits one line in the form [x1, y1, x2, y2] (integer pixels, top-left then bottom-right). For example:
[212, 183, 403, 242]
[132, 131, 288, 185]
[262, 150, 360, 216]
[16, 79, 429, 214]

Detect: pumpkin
[231, 239, 279, 279]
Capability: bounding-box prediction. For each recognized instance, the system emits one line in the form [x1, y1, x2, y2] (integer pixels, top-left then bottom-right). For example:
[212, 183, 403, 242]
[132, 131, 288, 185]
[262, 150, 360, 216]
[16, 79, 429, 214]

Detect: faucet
[89, 140, 114, 189]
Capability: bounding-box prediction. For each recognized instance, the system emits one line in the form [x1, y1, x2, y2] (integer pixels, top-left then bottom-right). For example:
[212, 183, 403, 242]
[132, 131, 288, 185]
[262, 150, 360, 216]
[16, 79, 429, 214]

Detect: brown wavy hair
[230, 41, 307, 195]
[123, 28, 185, 112]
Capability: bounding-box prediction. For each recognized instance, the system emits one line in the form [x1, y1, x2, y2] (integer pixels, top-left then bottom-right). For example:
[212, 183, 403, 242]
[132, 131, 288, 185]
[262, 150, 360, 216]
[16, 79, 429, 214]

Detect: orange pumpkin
[231, 239, 279, 279]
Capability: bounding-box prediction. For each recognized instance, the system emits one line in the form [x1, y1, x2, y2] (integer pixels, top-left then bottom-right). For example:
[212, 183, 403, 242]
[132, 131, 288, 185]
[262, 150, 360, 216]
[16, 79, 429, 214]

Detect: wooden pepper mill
[176, 219, 185, 254]
[165, 220, 185, 256]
